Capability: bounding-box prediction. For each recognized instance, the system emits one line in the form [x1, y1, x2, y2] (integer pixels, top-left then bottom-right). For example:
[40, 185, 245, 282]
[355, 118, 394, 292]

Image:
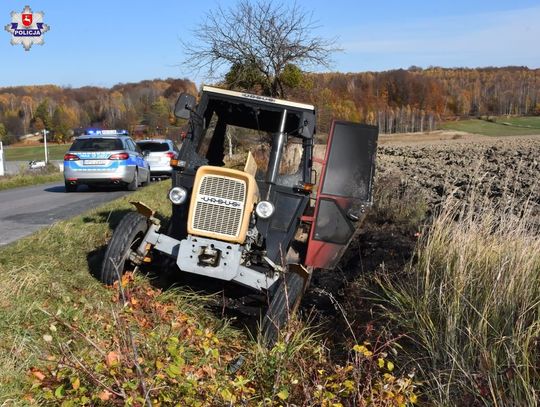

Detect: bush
[0, 133, 18, 146]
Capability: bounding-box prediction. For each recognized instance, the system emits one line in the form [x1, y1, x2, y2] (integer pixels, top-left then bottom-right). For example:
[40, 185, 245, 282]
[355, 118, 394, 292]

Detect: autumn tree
[33, 99, 52, 130]
[32, 117, 46, 133]
[145, 97, 170, 134]
[0, 123, 7, 143]
[183, 0, 338, 97]
[52, 105, 78, 143]
[3, 112, 24, 136]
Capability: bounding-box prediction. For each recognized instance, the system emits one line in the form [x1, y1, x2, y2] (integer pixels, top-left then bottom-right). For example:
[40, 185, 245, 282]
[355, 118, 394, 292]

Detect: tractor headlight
[255, 201, 275, 219]
[169, 187, 187, 205]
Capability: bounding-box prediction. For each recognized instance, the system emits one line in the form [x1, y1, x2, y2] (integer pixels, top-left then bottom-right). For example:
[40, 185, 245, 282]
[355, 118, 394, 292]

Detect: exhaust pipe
[266, 109, 287, 185]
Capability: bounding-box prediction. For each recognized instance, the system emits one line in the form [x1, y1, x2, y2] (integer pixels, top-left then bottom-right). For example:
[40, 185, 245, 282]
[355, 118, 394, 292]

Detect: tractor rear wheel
[262, 269, 306, 347]
[100, 212, 148, 285]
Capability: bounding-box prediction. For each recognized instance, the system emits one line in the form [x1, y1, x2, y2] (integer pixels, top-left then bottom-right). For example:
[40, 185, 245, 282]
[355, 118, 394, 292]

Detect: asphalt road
[0, 182, 130, 246]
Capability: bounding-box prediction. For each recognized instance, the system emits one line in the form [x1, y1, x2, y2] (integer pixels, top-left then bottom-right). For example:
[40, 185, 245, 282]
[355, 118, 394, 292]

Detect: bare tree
[183, 0, 339, 98]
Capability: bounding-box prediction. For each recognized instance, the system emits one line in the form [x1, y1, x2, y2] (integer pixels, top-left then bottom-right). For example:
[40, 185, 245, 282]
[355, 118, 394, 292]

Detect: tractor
[100, 86, 378, 345]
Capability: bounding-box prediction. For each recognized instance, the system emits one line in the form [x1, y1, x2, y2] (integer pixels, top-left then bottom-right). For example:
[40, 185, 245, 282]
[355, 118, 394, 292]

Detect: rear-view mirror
[174, 93, 196, 119]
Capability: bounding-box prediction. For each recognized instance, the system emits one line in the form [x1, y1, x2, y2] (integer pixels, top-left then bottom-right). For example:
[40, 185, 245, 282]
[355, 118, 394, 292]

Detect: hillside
[0, 67, 539, 143]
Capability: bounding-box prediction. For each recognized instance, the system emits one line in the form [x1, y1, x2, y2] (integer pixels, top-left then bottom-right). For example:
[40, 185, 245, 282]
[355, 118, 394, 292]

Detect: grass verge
[0, 180, 418, 405]
[4, 144, 68, 161]
[0, 169, 63, 191]
[376, 191, 540, 405]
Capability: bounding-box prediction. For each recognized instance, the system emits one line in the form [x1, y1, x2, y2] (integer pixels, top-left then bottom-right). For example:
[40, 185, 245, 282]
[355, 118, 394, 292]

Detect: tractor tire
[65, 182, 77, 193]
[100, 212, 149, 285]
[127, 170, 138, 191]
[262, 270, 306, 347]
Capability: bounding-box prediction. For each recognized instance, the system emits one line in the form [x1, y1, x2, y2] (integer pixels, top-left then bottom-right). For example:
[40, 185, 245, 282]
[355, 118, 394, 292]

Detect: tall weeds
[379, 190, 540, 405]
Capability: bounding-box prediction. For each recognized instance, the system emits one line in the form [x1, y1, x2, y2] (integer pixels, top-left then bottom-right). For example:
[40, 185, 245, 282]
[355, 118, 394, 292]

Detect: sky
[1, 0, 539, 88]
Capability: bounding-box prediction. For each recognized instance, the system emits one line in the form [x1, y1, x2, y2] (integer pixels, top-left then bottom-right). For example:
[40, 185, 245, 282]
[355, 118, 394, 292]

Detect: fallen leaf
[98, 390, 111, 401]
[277, 389, 289, 400]
[30, 368, 45, 381]
[203, 365, 216, 378]
[106, 351, 120, 367]
[54, 384, 65, 398]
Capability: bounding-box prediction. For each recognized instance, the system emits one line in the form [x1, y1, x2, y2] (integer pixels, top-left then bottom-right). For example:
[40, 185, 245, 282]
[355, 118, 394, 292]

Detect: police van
[63, 130, 150, 192]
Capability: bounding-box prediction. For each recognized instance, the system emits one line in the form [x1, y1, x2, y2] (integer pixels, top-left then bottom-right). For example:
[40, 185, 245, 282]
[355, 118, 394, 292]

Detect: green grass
[496, 116, 540, 128]
[4, 144, 69, 161]
[0, 182, 172, 401]
[0, 171, 63, 191]
[0, 180, 417, 405]
[441, 116, 540, 136]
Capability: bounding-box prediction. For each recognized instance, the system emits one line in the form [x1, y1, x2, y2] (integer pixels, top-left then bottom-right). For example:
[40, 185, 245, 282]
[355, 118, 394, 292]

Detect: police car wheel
[127, 171, 138, 191]
[142, 170, 151, 186]
[261, 270, 306, 347]
[100, 212, 149, 285]
[65, 182, 77, 193]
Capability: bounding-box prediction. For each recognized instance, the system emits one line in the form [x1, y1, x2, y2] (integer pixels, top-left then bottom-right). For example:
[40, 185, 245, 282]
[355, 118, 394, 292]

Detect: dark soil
[378, 137, 540, 215]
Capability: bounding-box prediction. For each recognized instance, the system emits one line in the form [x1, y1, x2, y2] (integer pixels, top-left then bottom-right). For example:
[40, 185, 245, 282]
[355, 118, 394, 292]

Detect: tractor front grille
[191, 175, 246, 238]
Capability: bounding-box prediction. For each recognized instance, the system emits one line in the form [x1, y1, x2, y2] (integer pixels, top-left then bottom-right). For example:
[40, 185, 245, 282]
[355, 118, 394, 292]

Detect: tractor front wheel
[100, 212, 149, 285]
[262, 270, 307, 347]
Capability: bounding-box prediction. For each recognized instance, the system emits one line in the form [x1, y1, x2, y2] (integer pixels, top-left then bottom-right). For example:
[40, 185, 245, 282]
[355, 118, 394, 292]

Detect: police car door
[305, 120, 378, 269]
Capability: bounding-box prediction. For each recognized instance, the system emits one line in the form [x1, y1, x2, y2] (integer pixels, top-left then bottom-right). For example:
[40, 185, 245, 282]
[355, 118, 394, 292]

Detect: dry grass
[371, 173, 428, 233]
[378, 187, 540, 405]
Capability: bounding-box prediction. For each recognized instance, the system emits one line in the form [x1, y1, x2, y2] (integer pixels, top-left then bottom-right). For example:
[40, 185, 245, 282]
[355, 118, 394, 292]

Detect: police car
[63, 130, 151, 192]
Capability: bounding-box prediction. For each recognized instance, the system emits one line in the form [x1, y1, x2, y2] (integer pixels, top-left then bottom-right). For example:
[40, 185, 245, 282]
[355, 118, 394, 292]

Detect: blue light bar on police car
[83, 129, 128, 136]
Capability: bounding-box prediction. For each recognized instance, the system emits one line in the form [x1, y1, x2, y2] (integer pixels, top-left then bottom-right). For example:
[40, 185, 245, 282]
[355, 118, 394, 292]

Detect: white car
[136, 139, 180, 178]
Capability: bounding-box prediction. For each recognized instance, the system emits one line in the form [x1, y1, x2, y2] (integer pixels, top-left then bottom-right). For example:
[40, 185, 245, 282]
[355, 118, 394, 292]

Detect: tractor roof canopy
[196, 86, 316, 139]
[175, 86, 316, 181]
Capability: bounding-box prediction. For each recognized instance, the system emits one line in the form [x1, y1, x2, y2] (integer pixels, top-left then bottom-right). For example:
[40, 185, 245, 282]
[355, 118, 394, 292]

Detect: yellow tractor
[100, 86, 378, 345]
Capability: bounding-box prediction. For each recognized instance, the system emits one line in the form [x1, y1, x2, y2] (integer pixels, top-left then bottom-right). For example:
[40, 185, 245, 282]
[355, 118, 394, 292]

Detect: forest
[0, 66, 539, 143]
[296, 66, 540, 133]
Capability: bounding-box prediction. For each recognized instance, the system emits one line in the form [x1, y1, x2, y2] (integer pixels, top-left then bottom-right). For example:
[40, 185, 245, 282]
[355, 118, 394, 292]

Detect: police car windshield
[70, 138, 124, 152]
[136, 142, 169, 152]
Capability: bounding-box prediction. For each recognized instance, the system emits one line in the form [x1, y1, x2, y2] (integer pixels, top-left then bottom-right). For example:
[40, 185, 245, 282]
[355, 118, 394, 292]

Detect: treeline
[0, 78, 196, 143]
[291, 66, 540, 133]
[1, 67, 539, 143]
